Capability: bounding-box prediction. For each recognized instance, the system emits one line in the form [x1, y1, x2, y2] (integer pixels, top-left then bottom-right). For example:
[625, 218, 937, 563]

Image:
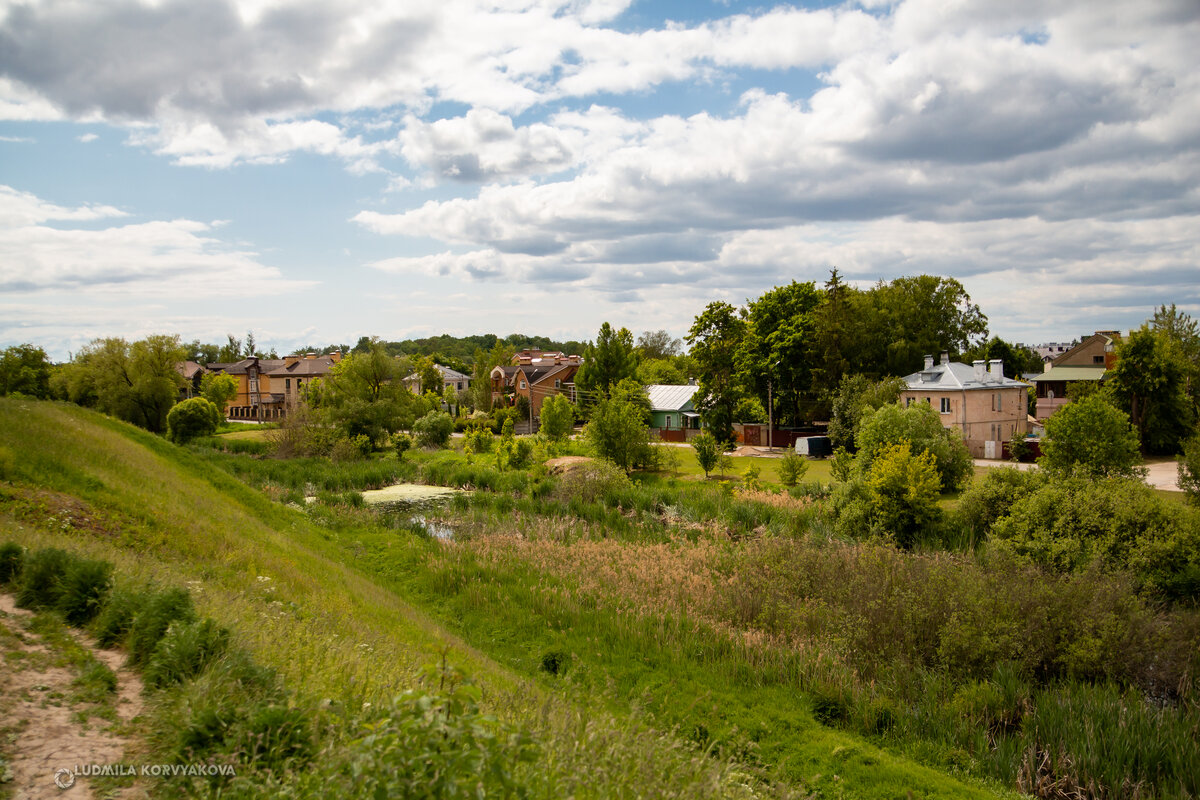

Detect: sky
[1, 0, 1198, 361]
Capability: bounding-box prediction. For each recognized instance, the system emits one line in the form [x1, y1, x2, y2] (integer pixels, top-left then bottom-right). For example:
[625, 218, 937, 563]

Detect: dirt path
[0, 594, 144, 800]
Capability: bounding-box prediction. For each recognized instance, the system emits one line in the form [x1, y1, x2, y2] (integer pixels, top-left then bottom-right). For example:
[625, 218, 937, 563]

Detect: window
[457, 382, 463, 390]
[249, 378, 259, 392]
[520, 380, 527, 389]
[285, 378, 291, 392]
[665, 415, 673, 428]
[991, 393, 997, 411]
[555, 379, 561, 389]
[1093, 355, 1105, 364]
[940, 397, 951, 413]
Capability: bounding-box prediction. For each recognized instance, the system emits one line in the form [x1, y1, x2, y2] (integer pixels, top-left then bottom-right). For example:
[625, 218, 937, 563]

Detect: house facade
[489, 351, 582, 419]
[402, 364, 472, 395]
[646, 384, 702, 441]
[900, 353, 1028, 459]
[209, 352, 340, 420]
[1029, 331, 1119, 421]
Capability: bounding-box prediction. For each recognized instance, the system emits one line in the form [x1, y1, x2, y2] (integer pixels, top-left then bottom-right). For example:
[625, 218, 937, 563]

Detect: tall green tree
[809, 269, 856, 392]
[62, 336, 186, 433]
[874, 275, 988, 376]
[1152, 304, 1200, 430]
[200, 372, 238, 414]
[574, 322, 638, 408]
[0, 344, 52, 398]
[584, 396, 651, 473]
[470, 341, 515, 412]
[318, 340, 420, 448]
[855, 401, 973, 491]
[686, 302, 745, 444]
[636, 329, 682, 360]
[737, 280, 821, 427]
[961, 337, 1042, 379]
[1108, 325, 1195, 454]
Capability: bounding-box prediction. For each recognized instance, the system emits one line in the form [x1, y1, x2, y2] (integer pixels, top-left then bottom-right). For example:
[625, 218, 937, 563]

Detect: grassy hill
[0, 398, 1028, 798]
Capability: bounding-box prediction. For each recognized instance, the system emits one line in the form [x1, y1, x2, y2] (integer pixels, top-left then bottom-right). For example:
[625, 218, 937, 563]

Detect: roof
[902, 362, 1028, 391]
[267, 356, 339, 377]
[1030, 366, 1107, 383]
[176, 361, 207, 380]
[209, 358, 286, 375]
[646, 384, 700, 411]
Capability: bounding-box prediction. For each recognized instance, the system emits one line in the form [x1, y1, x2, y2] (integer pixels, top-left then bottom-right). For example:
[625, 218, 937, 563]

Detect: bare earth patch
[0, 594, 144, 800]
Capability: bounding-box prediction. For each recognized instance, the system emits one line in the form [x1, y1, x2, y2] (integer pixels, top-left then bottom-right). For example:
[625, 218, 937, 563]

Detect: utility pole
[767, 375, 773, 451]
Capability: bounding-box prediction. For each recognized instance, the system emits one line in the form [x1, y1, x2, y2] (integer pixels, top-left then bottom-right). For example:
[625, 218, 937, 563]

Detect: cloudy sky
[2, 0, 1198, 360]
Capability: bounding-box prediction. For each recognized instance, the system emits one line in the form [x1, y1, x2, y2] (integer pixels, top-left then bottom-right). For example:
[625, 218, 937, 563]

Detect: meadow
[1, 398, 1196, 798]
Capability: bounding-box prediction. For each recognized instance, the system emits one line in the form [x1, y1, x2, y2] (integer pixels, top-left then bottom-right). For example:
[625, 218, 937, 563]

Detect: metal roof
[1030, 366, 1107, 382]
[646, 384, 699, 411]
[902, 362, 1028, 391]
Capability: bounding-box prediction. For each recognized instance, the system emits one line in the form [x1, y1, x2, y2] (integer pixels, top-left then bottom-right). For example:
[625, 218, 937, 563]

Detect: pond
[361, 483, 465, 540]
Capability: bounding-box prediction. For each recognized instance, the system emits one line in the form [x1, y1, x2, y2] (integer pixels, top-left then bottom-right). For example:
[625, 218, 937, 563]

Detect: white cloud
[0, 185, 314, 296]
[76, 132, 98, 142]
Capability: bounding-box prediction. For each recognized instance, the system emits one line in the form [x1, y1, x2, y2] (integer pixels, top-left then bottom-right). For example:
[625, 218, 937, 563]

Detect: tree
[0, 344, 52, 398]
[317, 341, 420, 449]
[575, 323, 638, 408]
[737, 280, 821, 428]
[584, 397, 651, 473]
[609, 378, 652, 424]
[827, 375, 906, 451]
[417, 357, 443, 396]
[167, 397, 221, 444]
[539, 394, 575, 441]
[200, 372, 238, 415]
[855, 401, 972, 491]
[1039, 394, 1144, 479]
[636, 358, 686, 386]
[637, 329, 682, 360]
[470, 341, 514, 412]
[63, 336, 186, 433]
[1109, 325, 1196, 455]
[809, 268, 855, 393]
[873, 275, 988, 376]
[961, 337, 1042, 379]
[686, 302, 745, 444]
[691, 432, 722, 478]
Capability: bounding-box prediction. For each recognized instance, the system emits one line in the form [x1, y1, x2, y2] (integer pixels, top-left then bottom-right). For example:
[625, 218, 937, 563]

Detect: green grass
[6, 399, 974, 798]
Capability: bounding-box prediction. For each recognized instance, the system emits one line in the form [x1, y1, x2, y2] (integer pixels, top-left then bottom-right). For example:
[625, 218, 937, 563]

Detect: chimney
[305, 352, 316, 360]
[285, 355, 300, 366]
[923, 354, 934, 370]
[988, 359, 1003, 381]
[973, 360, 986, 383]
[940, 351, 950, 366]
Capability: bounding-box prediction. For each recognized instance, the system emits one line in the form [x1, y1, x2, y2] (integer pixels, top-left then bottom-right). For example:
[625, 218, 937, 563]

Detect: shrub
[167, 397, 222, 444]
[15, 547, 73, 610]
[57, 557, 113, 625]
[830, 446, 855, 482]
[550, 459, 632, 505]
[462, 424, 493, 456]
[952, 467, 1046, 542]
[146, 618, 232, 687]
[856, 402, 973, 491]
[1180, 433, 1200, 504]
[0, 541, 23, 584]
[91, 585, 149, 647]
[394, 432, 413, 459]
[128, 587, 197, 666]
[414, 410, 455, 449]
[866, 442, 943, 549]
[330, 434, 370, 462]
[778, 450, 808, 487]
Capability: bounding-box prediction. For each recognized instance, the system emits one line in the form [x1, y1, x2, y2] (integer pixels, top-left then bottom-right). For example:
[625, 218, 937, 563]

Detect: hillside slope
[0, 399, 1012, 799]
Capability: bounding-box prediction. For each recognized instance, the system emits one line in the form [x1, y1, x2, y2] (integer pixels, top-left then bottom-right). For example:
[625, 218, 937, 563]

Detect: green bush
[856, 402, 973, 491]
[91, 585, 149, 647]
[414, 410, 455, 449]
[128, 587, 197, 666]
[330, 434, 371, 462]
[778, 450, 808, 487]
[14, 547, 73, 610]
[691, 432, 722, 478]
[0, 541, 23, 584]
[952, 467, 1046, 542]
[1038, 394, 1144, 479]
[394, 432, 413, 459]
[57, 557, 113, 625]
[167, 397, 222, 444]
[1180, 433, 1200, 504]
[145, 618, 232, 687]
[550, 459, 632, 505]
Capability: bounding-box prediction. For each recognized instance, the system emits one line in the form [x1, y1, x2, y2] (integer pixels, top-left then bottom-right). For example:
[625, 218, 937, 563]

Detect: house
[402, 364, 472, 395]
[1029, 331, 1119, 421]
[490, 350, 582, 420]
[208, 352, 340, 420]
[646, 384, 702, 442]
[266, 352, 342, 409]
[175, 360, 208, 401]
[900, 352, 1029, 459]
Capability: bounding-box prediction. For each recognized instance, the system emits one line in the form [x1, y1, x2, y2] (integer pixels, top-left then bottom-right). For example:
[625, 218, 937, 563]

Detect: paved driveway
[974, 457, 1182, 492]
